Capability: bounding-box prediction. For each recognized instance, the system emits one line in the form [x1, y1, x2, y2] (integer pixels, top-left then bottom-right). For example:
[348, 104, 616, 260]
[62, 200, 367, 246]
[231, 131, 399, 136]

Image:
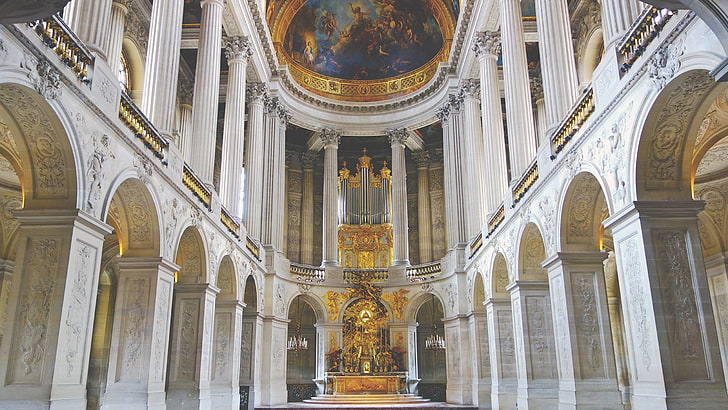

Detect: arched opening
[286, 295, 317, 402]
[472, 272, 490, 405]
[487, 252, 517, 408]
[415, 294, 446, 402]
[240, 274, 259, 409]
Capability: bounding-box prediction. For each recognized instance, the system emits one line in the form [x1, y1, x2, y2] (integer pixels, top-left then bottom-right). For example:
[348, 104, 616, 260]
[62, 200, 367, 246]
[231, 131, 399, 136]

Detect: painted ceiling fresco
[268, 0, 458, 101]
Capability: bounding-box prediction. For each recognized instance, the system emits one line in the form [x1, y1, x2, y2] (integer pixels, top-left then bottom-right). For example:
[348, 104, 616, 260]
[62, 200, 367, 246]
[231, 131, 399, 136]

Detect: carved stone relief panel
[525, 295, 556, 379]
[710, 275, 728, 373]
[476, 317, 490, 374]
[10, 238, 58, 383]
[497, 310, 516, 378]
[571, 272, 605, 379]
[213, 312, 231, 379]
[118, 277, 149, 380]
[240, 321, 254, 381]
[177, 231, 202, 283]
[653, 230, 710, 381]
[567, 176, 600, 245]
[551, 274, 573, 380]
[153, 279, 171, 382]
[175, 298, 200, 382]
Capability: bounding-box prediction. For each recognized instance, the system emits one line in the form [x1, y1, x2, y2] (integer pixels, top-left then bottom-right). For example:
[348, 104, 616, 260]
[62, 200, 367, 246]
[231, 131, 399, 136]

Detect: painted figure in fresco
[349, 3, 373, 22]
[303, 41, 315, 66]
[320, 11, 338, 39]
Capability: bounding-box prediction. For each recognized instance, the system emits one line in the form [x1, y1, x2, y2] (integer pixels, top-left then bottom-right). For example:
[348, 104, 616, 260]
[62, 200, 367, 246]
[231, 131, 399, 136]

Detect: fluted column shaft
[602, 0, 645, 47]
[141, 0, 184, 137]
[474, 32, 509, 214]
[220, 37, 252, 218]
[437, 97, 468, 249]
[104, 0, 130, 71]
[176, 82, 194, 158]
[63, 0, 113, 59]
[189, 0, 224, 183]
[388, 128, 410, 266]
[321, 130, 341, 266]
[301, 153, 317, 265]
[260, 100, 289, 249]
[535, 0, 579, 133]
[413, 151, 433, 262]
[500, 0, 537, 178]
[243, 85, 267, 240]
[460, 80, 487, 236]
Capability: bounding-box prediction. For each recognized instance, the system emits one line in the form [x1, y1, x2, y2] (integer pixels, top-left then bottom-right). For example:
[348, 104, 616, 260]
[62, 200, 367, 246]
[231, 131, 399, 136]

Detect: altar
[325, 372, 407, 394]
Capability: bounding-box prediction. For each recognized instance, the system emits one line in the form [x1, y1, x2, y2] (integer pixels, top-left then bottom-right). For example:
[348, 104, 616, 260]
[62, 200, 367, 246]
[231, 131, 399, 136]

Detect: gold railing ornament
[550, 87, 595, 157]
[486, 204, 506, 238]
[119, 92, 169, 163]
[220, 206, 240, 238]
[513, 162, 539, 204]
[246, 236, 261, 260]
[291, 263, 325, 283]
[618, 8, 675, 74]
[29, 15, 92, 85]
[182, 163, 211, 209]
[406, 262, 442, 282]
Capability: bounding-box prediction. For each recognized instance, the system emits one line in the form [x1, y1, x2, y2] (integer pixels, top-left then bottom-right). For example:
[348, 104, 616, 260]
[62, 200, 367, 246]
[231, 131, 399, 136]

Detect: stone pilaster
[485, 298, 518, 408]
[412, 151, 433, 262]
[507, 281, 558, 409]
[301, 152, 318, 265]
[188, 0, 225, 183]
[535, 0, 579, 134]
[102, 257, 177, 409]
[604, 201, 728, 408]
[500, 0, 537, 179]
[243, 84, 267, 240]
[258, 316, 288, 406]
[473, 31, 509, 214]
[320, 129, 341, 267]
[469, 310, 491, 406]
[0, 210, 112, 407]
[543, 252, 622, 408]
[210, 300, 245, 408]
[240, 311, 263, 409]
[141, 0, 184, 138]
[443, 315, 474, 405]
[387, 127, 410, 266]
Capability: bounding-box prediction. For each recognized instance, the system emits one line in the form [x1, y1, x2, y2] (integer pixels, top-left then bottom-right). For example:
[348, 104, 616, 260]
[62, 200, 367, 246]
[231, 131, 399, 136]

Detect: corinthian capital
[246, 83, 267, 103]
[224, 36, 254, 62]
[473, 31, 501, 58]
[459, 79, 480, 98]
[319, 128, 341, 146]
[387, 128, 409, 146]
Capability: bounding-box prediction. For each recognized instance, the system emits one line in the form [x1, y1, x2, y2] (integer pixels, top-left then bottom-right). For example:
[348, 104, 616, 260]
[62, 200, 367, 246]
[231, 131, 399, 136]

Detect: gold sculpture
[382, 289, 410, 320]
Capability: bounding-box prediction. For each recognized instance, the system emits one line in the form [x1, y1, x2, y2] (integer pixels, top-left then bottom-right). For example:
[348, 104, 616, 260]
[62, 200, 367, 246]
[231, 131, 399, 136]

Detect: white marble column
[220, 37, 253, 218]
[243, 84, 267, 240]
[102, 257, 177, 409]
[320, 129, 341, 267]
[473, 31, 509, 214]
[507, 281, 558, 409]
[0, 210, 112, 407]
[412, 151, 433, 262]
[210, 299, 244, 408]
[602, 0, 645, 47]
[436, 95, 468, 249]
[388, 128, 410, 266]
[535, 0, 579, 134]
[141, 0, 184, 138]
[543, 252, 622, 408]
[258, 317, 288, 406]
[460, 80, 487, 236]
[603, 251, 632, 405]
[500, 0, 537, 179]
[166, 283, 219, 409]
[300, 152, 318, 265]
[530, 76, 547, 147]
[485, 298, 518, 408]
[104, 0, 132, 72]
[443, 315, 474, 405]
[240, 311, 263, 409]
[176, 82, 194, 159]
[63, 0, 113, 59]
[603, 201, 728, 409]
[188, 0, 224, 183]
[260, 99, 289, 250]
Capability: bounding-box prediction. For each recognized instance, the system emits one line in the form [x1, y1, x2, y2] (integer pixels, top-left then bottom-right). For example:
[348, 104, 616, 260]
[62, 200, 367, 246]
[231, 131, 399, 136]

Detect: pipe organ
[338, 149, 393, 268]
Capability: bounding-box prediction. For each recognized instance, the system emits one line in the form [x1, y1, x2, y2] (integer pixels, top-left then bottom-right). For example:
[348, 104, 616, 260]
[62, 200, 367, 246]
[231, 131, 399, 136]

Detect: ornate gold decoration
[324, 290, 342, 321]
[338, 224, 393, 268]
[381, 289, 410, 320]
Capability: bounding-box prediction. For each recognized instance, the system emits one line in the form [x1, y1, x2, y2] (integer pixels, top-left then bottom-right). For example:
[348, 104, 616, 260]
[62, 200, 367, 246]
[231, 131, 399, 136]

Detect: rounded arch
[243, 274, 259, 313]
[0, 83, 79, 210]
[517, 222, 548, 281]
[175, 226, 207, 283]
[635, 69, 720, 200]
[403, 290, 446, 323]
[473, 271, 486, 313]
[559, 172, 609, 252]
[291, 292, 327, 324]
[104, 176, 161, 257]
[216, 255, 237, 301]
[121, 38, 145, 103]
[490, 251, 510, 298]
[578, 28, 604, 85]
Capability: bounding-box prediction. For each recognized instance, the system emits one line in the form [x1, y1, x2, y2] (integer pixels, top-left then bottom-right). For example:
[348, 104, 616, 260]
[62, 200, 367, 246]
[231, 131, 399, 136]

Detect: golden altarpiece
[321, 149, 410, 395]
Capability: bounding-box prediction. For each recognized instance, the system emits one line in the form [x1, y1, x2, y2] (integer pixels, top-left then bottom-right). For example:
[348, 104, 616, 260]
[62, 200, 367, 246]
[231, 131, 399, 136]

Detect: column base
[166, 388, 211, 410]
[516, 380, 558, 410]
[558, 380, 622, 409]
[491, 379, 517, 409]
[321, 259, 339, 267]
[102, 390, 166, 409]
[210, 386, 240, 409]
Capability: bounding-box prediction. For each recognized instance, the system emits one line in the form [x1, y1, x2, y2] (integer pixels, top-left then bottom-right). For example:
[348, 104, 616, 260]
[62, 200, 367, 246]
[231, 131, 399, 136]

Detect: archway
[471, 272, 490, 405]
[486, 252, 517, 408]
[415, 294, 446, 402]
[240, 274, 259, 410]
[286, 295, 317, 402]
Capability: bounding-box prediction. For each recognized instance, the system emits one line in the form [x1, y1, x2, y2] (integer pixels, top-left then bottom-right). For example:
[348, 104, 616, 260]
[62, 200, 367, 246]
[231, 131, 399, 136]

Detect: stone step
[304, 393, 430, 405]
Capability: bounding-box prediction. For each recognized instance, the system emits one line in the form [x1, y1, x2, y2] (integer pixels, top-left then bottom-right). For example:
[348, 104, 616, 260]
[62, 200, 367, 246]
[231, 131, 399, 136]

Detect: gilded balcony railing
[290, 263, 325, 282]
[220, 206, 240, 238]
[469, 232, 483, 259]
[550, 87, 595, 157]
[486, 204, 505, 238]
[406, 262, 442, 282]
[343, 268, 389, 283]
[246, 236, 260, 260]
[513, 162, 539, 204]
[119, 92, 168, 163]
[182, 163, 211, 210]
[28, 15, 92, 85]
[618, 7, 675, 73]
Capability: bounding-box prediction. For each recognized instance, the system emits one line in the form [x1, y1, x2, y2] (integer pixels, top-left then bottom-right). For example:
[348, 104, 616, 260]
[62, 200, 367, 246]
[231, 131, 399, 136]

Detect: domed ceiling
[267, 0, 458, 102]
